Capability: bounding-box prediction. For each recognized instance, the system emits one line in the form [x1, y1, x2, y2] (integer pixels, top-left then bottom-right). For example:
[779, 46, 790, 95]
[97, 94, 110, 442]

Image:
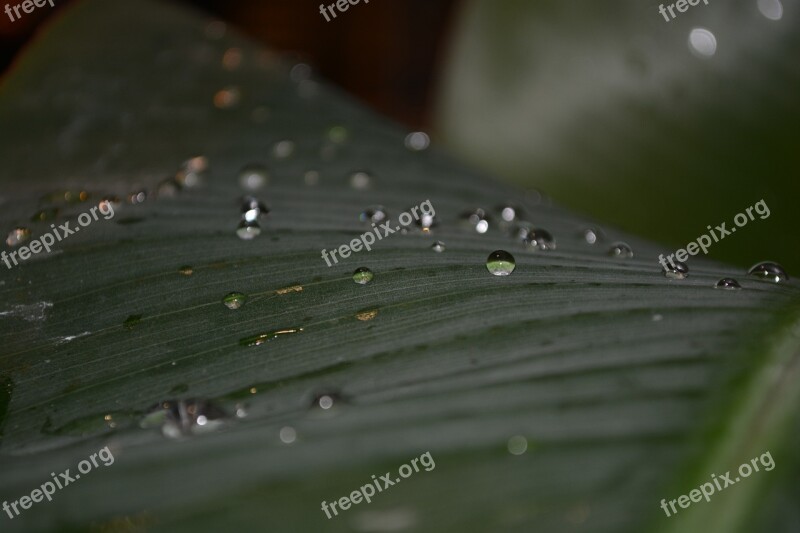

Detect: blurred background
[2, 0, 797, 273]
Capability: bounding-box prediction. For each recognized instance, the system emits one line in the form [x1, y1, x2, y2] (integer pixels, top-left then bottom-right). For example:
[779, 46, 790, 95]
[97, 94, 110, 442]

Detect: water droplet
[758, 0, 783, 20]
[349, 171, 373, 191]
[608, 242, 633, 258]
[404, 131, 430, 151]
[715, 278, 742, 290]
[241, 196, 269, 222]
[178, 266, 193, 276]
[239, 327, 303, 347]
[214, 86, 241, 109]
[689, 28, 717, 58]
[31, 207, 59, 222]
[123, 314, 143, 329]
[310, 391, 344, 414]
[664, 261, 689, 280]
[141, 399, 227, 439]
[304, 170, 320, 186]
[461, 208, 491, 234]
[236, 220, 262, 240]
[355, 309, 379, 321]
[747, 262, 788, 283]
[520, 227, 556, 251]
[127, 190, 147, 205]
[498, 204, 523, 223]
[327, 125, 349, 144]
[360, 205, 388, 224]
[275, 285, 303, 295]
[238, 164, 269, 191]
[222, 47, 243, 70]
[582, 227, 604, 244]
[353, 267, 374, 285]
[272, 140, 295, 159]
[98, 196, 122, 213]
[279, 426, 297, 444]
[5, 227, 31, 247]
[486, 250, 516, 276]
[507, 435, 528, 455]
[431, 241, 446, 253]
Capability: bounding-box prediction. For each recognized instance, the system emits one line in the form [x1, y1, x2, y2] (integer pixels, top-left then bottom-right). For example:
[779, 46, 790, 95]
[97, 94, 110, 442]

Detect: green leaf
[0, 1, 798, 532]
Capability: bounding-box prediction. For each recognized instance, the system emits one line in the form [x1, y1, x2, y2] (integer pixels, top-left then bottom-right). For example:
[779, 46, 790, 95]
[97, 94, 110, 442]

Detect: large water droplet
[664, 261, 689, 280]
[486, 250, 516, 276]
[238, 164, 269, 191]
[715, 278, 742, 290]
[242, 196, 269, 222]
[236, 220, 262, 240]
[5, 227, 31, 247]
[461, 208, 491, 234]
[223, 292, 247, 309]
[353, 267, 374, 285]
[608, 242, 633, 258]
[431, 241, 446, 253]
[688, 28, 717, 58]
[360, 205, 388, 224]
[239, 328, 303, 347]
[404, 131, 430, 151]
[747, 262, 788, 283]
[141, 399, 227, 439]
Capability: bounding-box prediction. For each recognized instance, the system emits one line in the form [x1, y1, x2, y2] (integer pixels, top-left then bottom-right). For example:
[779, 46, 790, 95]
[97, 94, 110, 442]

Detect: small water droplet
[310, 391, 344, 414]
[688, 28, 717, 58]
[404, 131, 430, 151]
[353, 267, 374, 285]
[327, 125, 349, 144]
[582, 227, 604, 244]
[360, 205, 388, 224]
[355, 309, 379, 321]
[487, 250, 516, 276]
[31, 207, 60, 222]
[608, 242, 633, 258]
[178, 265, 193, 276]
[241, 196, 269, 222]
[279, 426, 297, 444]
[239, 327, 303, 347]
[664, 261, 689, 280]
[5, 227, 31, 247]
[238, 164, 269, 191]
[123, 314, 143, 329]
[461, 208, 491, 234]
[507, 435, 528, 455]
[715, 278, 742, 290]
[127, 190, 147, 205]
[214, 86, 241, 109]
[236, 220, 262, 240]
[222, 292, 247, 309]
[747, 261, 788, 283]
[431, 241, 446, 253]
[498, 204, 523, 223]
[349, 171, 373, 190]
[141, 399, 227, 438]
[272, 140, 295, 159]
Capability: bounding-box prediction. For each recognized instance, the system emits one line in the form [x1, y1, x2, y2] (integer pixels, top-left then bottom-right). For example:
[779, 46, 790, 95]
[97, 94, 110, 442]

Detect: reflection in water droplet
[223, 292, 247, 309]
[404, 131, 430, 151]
[758, 0, 783, 20]
[239, 327, 303, 347]
[487, 250, 516, 276]
[353, 267, 374, 285]
[689, 28, 717, 58]
[608, 242, 633, 258]
[507, 435, 528, 455]
[461, 209, 491, 234]
[355, 309, 379, 321]
[279, 426, 297, 444]
[123, 314, 143, 329]
[242, 196, 269, 222]
[350, 171, 373, 191]
[431, 241, 446, 253]
[715, 278, 742, 290]
[360, 206, 388, 224]
[141, 399, 227, 439]
[236, 220, 262, 240]
[214, 86, 241, 109]
[272, 140, 295, 159]
[6, 227, 31, 247]
[664, 261, 689, 280]
[238, 164, 269, 191]
[747, 261, 788, 283]
[178, 266, 193, 276]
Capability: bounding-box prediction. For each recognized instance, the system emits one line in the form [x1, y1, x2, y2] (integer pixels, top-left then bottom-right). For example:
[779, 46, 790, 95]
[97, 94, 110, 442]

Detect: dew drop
[431, 241, 446, 253]
[487, 250, 516, 276]
[404, 131, 430, 151]
[214, 86, 241, 109]
[360, 205, 388, 224]
[349, 171, 373, 191]
[223, 291, 247, 309]
[688, 28, 717, 58]
[461, 208, 491, 234]
[5, 227, 31, 247]
[272, 140, 295, 159]
[355, 309, 379, 321]
[279, 426, 297, 444]
[141, 399, 227, 439]
[507, 435, 528, 455]
[353, 267, 374, 285]
[498, 204, 523, 223]
[664, 261, 689, 280]
[715, 278, 742, 290]
[238, 164, 269, 191]
[747, 261, 788, 283]
[608, 242, 633, 258]
[520, 227, 556, 251]
[242, 196, 269, 222]
[236, 220, 262, 240]
[310, 391, 344, 414]
[582, 227, 604, 244]
[178, 265, 193, 276]
[127, 190, 147, 205]
[239, 327, 303, 347]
